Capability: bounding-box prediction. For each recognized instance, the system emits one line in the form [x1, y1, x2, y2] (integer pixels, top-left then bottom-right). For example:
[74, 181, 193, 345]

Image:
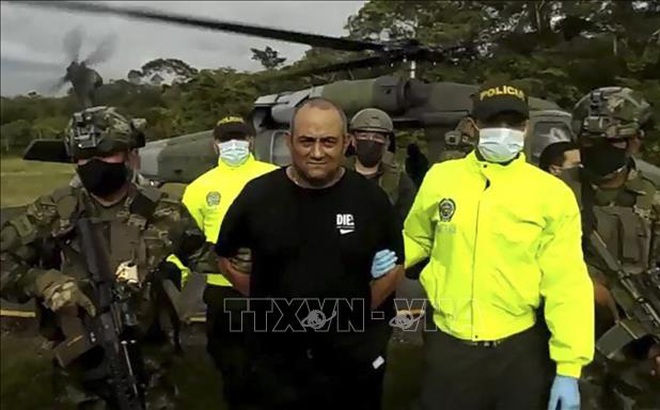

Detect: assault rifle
[53, 217, 145, 409]
[589, 231, 660, 359]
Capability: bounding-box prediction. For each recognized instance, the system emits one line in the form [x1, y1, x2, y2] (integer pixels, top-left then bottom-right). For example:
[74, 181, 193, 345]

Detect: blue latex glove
[371, 249, 397, 279]
[547, 375, 580, 410]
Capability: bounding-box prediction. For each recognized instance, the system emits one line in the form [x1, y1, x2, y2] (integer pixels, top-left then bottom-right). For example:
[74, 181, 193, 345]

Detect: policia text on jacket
[403, 83, 594, 410]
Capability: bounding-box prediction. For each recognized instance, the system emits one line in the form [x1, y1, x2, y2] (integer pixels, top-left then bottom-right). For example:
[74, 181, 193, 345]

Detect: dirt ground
[0, 317, 424, 410]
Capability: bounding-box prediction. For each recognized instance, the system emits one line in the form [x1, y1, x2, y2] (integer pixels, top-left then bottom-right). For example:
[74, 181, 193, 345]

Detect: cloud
[0, 0, 365, 96]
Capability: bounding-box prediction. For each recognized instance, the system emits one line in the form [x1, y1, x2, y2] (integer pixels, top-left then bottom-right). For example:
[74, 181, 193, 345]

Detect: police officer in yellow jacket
[181, 116, 278, 408]
[404, 83, 594, 410]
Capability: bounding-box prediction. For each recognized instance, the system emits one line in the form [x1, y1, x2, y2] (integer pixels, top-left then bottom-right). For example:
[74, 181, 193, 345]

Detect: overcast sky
[0, 0, 365, 97]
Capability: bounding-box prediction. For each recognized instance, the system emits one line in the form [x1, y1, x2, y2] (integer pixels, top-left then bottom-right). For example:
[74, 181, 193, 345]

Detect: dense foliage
[1, 1, 658, 162]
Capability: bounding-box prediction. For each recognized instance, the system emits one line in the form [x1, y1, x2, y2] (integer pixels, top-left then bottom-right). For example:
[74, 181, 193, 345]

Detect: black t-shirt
[214, 167, 404, 351]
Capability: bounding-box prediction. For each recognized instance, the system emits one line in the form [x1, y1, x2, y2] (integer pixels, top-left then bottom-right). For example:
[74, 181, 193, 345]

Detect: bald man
[213, 98, 404, 409]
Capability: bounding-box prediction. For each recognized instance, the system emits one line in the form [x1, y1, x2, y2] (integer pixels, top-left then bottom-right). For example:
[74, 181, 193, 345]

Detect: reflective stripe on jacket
[182, 154, 278, 286]
[403, 151, 594, 378]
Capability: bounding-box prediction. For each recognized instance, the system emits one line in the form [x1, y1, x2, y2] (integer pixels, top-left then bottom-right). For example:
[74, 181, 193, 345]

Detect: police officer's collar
[216, 153, 255, 169]
[467, 149, 527, 171]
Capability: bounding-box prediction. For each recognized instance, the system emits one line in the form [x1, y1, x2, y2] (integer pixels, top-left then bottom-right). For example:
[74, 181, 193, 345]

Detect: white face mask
[477, 128, 525, 163]
[217, 139, 250, 166]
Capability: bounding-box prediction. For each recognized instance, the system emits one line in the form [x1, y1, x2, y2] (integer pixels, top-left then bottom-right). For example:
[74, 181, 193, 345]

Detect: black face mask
[580, 144, 629, 182]
[355, 140, 385, 167]
[77, 159, 129, 197]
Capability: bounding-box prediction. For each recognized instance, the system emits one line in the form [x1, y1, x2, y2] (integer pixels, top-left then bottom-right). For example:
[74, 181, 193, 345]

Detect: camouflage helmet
[65, 106, 146, 159]
[349, 108, 394, 135]
[571, 87, 654, 139]
[445, 116, 478, 148]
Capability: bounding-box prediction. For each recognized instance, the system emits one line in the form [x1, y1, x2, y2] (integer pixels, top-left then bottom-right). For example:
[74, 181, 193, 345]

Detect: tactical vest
[591, 173, 658, 274]
[344, 155, 403, 206]
[51, 184, 166, 283]
[379, 161, 403, 206]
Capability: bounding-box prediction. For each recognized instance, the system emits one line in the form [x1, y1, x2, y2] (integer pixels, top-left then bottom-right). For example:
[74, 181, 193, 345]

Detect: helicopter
[42, 25, 117, 109]
[4, 0, 660, 324]
[13, 0, 580, 187]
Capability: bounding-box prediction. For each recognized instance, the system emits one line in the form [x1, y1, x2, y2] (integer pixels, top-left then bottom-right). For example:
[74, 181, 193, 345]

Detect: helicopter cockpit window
[530, 122, 573, 164]
[270, 130, 292, 166]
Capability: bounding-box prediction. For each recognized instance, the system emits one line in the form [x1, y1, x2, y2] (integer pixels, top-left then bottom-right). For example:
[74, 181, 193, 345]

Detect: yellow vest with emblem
[403, 151, 594, 378]
[182, 154, 278, 286]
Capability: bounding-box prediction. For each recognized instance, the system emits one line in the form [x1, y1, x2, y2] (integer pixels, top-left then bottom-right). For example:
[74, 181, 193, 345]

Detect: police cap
[472, 83, 529, 122]
[213, 116, 254, 141]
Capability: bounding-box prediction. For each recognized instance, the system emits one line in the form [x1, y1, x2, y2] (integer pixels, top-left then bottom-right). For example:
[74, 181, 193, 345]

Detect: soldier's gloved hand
[547, 375, 580, 410]
[229, 247, 252, 274]
[371, 249, 397, 279]
[35, 270, 96, 317]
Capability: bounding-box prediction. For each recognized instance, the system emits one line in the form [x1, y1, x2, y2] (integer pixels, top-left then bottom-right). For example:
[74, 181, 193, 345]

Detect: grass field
[0, 156, 425, 409]
[1, 319, 423, 410]
[1, 157, 75, 207]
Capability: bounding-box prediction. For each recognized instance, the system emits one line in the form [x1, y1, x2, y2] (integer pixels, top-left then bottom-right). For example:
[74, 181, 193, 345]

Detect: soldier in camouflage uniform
[68, 107, 156, 189]
[439, 116, 478, 162]
[565, 87, 660, 410]
[0, 107, 216, 409]
[345, 108, 424, 343]
[345, 108, 417, 224]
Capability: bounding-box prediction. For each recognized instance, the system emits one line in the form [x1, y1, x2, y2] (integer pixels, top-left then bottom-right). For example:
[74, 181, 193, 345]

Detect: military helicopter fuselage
[138, 76, 575, 185]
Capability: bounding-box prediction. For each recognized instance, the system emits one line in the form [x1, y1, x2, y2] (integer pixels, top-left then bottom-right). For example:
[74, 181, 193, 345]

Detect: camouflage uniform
[439, 116, 478, 162]
[0, 107, 216, 409]
[563, 87, 660, 410]
[346, 108, 422, 342]
[346, 108, 417, 224]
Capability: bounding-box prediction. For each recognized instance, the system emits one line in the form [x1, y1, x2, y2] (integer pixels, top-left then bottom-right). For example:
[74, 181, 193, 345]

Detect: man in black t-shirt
[214, 98, 405, 409]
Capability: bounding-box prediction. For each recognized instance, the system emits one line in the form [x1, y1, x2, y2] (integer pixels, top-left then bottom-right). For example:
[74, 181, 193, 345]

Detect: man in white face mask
[471, 85, 530, 163]
[404, 83, 593, 410]
[181, 115, 278, 408]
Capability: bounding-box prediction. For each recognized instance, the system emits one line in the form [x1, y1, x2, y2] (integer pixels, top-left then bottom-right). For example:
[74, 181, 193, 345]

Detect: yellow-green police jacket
[182, 154, 278, 286]
[403, 151, 594, 378]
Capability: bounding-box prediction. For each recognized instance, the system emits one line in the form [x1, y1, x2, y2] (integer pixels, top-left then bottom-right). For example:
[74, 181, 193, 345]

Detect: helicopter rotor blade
[279, 54, 404, 79]
[278, 43, 477, 78]
[14, 0, 387, 53]
[63, 26, 83, 62]
[83, 33, 118, 66]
